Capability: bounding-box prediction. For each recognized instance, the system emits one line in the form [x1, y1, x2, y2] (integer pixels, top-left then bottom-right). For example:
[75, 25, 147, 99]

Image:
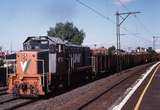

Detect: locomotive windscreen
[23, 39, 49, 50]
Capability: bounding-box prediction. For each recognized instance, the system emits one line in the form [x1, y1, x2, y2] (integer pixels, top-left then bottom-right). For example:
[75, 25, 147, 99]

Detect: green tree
[147, 47, 157, 61]
[147, 47, 156, 54]
[108, 46, 116, 55]
[0, 59, 4, 67]
[0, 46, 2, 51]
[47, 22, 85, 45]
[0, 46, 4, 66]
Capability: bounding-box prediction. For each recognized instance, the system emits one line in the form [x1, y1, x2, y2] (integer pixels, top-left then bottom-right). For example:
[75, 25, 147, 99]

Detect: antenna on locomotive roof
[10, 41, 13, 54]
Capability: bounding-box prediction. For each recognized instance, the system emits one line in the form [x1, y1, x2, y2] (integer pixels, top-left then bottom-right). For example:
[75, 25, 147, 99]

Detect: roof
[23, 36, 36, 44]
[91, 47, 108, 55]
[48, 36, 64, 44]
[23, 36, 64, 45]
[0, 52, 5, 57]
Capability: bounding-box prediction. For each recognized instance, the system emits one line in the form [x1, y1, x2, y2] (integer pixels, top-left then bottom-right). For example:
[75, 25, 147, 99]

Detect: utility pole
[153, 36, 156, 50]
[116, 11, 140, 72]
[153, 36, 160, 50]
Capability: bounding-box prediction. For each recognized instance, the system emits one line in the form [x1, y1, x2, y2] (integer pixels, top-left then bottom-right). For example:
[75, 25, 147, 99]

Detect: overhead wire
[117, 0, 154, 40]
[76, 0, 115, 24]
[76, 0, 152, 45]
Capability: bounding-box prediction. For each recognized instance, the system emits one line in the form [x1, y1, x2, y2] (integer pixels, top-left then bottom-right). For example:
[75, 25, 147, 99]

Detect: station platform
[122, 63, 160, 110]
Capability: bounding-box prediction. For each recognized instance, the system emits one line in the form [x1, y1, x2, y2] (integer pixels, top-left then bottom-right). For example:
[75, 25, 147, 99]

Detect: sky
[0, 0, 160, 51]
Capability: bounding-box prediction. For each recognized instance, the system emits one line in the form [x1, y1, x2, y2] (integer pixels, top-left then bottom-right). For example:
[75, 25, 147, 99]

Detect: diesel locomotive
[8, 36, 92, 96]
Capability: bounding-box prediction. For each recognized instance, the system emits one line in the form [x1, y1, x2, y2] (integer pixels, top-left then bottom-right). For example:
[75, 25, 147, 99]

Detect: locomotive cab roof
[23, 36, 65, 51]
[23, 36, 65, 45]
[23, 36, 88, 51]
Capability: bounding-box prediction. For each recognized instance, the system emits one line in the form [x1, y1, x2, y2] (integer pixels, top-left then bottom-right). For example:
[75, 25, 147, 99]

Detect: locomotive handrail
[4, 59, 16, 85]
[37, 59, 45, 87]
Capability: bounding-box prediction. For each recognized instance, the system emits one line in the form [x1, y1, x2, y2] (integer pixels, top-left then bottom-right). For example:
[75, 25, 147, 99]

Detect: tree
[0, 46, 4, 66]
[147, 47, 157, 61]
[47, 22, 85, 45]
[0, 46, 2, 51]
[147, 47, 156, 54]
[108, 46, 116, 55]
[0, 59, 4, 67]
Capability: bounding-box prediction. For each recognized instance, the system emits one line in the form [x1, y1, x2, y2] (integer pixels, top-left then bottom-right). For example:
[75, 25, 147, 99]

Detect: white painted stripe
[134, 64, 160, 110]
[110, 62, 160, 110]
[20, 61, 28, 72]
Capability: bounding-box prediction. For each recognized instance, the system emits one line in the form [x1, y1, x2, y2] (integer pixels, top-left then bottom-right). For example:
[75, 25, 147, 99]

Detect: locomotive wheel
[13, 84, 20, 96]
[29, 85, 38, 97]
[12, 84, 38, 97]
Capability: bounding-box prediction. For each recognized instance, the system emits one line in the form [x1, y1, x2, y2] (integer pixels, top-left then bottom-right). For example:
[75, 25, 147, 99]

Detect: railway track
[76, 71, 137, 110]
[0, 87, 8, 91]
[0, 94, 19, 104]
[0, 87, 40, 110]
[0, 87, 8, 96]
[76, 63, 158, 110]
[0, 95, 39, 110]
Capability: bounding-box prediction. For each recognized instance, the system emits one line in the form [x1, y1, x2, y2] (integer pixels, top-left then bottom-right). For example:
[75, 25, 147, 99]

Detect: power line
[117, 0, 130, 11]
[118, 0, 154, 37]
[121, 27, 152, 43]
[76, 0, 152, 44]
[134, 15, 154, 36]
[76, 0, 115, 24]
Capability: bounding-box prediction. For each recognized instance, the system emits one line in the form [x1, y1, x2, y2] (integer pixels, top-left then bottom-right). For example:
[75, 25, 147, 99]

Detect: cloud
[114, 0, 136, 5]
[45, 0, 77, 21]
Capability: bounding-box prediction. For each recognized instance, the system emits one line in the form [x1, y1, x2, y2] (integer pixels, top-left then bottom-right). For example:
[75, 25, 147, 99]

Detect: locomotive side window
[41, 41, 48, 44]
[49, 44, 56, 53]
[34, 45, 39, 49]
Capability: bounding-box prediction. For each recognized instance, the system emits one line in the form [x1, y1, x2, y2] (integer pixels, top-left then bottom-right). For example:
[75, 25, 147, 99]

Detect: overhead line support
[116, 11, 140, 72]
[153, 36, 160, 50]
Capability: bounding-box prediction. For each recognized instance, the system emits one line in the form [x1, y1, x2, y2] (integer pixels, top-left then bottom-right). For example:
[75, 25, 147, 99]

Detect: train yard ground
[0, 62, 160, 110]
